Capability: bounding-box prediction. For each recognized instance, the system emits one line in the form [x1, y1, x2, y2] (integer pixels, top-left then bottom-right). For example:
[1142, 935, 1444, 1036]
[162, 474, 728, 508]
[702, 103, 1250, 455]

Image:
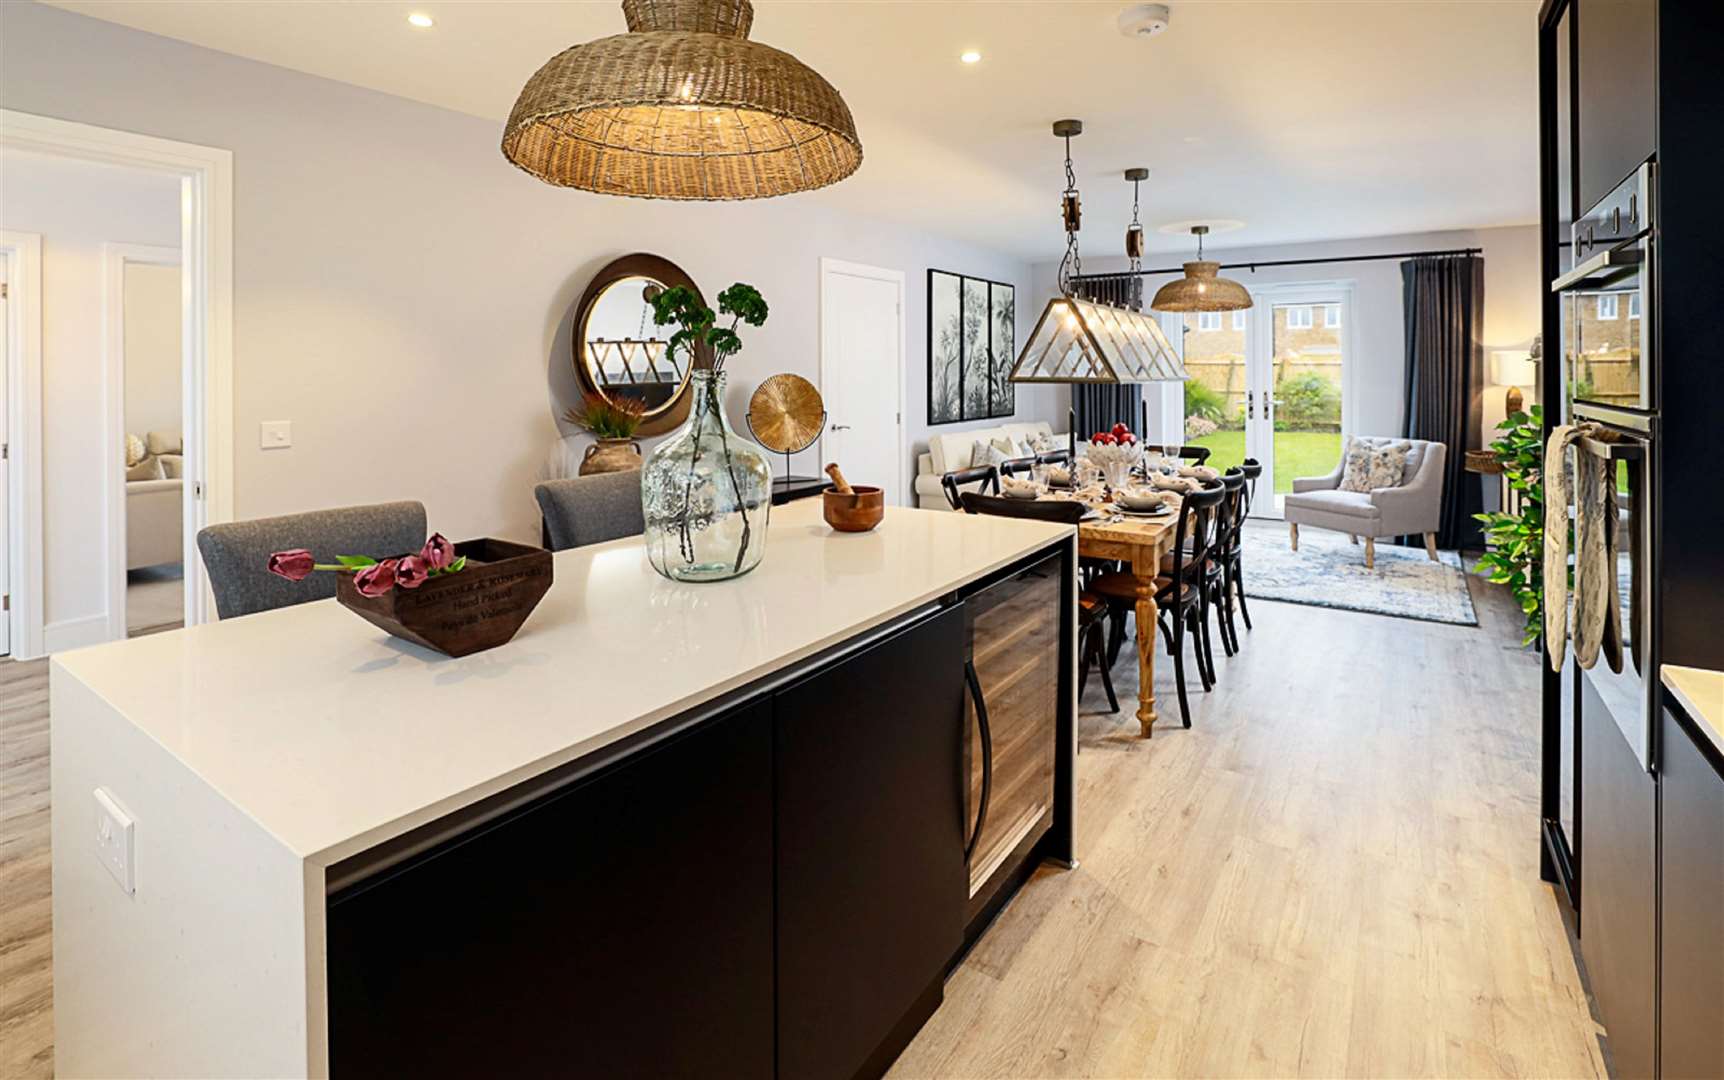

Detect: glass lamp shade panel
[1149, 260, 1254, 313]
[1009, 297, 1188, 384]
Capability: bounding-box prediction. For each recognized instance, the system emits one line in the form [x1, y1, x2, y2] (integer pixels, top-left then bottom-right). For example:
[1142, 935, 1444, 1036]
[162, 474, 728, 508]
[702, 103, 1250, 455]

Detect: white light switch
[260, 420, 293, 450]
[93, 788, 135, 895]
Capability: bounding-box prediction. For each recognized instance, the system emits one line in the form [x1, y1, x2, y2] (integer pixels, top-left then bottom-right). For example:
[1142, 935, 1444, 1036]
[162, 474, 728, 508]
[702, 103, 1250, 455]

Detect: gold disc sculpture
[748, 374, 824, 454]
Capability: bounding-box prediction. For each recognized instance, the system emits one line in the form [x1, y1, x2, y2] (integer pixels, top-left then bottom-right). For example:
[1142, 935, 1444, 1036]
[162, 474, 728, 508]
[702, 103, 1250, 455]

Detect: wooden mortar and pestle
[822, 463, 885, 533]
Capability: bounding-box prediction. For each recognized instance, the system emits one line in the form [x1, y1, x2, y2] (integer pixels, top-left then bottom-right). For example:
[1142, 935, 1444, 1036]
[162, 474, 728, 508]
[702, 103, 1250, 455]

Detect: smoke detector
[1118, 3, 1171, 38]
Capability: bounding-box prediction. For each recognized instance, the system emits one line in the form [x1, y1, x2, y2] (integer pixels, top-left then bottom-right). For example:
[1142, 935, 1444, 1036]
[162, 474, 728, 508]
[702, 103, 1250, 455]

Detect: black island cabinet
[323, 540, 1073, 1078]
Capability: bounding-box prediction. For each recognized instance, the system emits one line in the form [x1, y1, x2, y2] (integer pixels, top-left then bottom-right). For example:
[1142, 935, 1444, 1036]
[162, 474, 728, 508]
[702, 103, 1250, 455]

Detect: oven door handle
[1551, 243, 1643, 292]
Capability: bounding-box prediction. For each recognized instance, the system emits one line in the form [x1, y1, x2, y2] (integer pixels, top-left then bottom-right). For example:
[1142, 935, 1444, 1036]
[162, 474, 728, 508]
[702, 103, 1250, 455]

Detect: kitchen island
[49, 498, 1077, 1078]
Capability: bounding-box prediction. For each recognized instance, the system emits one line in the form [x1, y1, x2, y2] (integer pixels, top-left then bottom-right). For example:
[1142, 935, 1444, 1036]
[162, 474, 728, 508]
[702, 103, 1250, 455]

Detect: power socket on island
[93, 788, 135, 895]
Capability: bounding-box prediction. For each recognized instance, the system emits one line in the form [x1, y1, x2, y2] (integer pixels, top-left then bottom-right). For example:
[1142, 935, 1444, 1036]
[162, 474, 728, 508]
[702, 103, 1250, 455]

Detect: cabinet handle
[963, 659, 993, 862]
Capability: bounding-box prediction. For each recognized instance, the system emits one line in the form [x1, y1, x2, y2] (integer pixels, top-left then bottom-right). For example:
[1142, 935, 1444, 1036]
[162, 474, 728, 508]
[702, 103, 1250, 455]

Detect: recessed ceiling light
[960, 50, 982, 64]
[407, 12, 434, 28]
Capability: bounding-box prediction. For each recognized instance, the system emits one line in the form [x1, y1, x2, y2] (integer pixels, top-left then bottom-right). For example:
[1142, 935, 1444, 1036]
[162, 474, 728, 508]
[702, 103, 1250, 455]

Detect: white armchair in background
[1282, 437, 1448, 568]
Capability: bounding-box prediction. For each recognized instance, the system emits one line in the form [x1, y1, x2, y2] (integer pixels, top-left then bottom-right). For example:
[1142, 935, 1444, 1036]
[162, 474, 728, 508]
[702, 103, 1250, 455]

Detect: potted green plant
[565, 392, 647, 476]
[1473, 405, 1546, 645]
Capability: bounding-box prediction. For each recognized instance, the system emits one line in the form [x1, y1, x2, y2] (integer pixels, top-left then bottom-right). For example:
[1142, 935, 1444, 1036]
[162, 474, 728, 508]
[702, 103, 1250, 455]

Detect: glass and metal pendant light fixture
[1009, 123, 1187, 386]
[1149, 224, 1254, 312]
[502, 0, 862, 200]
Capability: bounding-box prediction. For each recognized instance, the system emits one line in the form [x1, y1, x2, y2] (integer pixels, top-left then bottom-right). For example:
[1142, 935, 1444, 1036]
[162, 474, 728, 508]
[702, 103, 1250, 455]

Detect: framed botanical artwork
[927, 269, 1015, 424]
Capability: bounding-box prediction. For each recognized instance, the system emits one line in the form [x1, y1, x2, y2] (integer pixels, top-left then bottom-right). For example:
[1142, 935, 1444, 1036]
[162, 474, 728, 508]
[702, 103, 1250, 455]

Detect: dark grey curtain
[1401, 254, 1485, 549]
[1072, 275, 1144, 437]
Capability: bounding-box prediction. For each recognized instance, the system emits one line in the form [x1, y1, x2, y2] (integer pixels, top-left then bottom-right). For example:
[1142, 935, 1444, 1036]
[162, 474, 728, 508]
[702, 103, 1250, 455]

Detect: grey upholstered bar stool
[196, 501, 427, 618]
[534, 472, 644, 551]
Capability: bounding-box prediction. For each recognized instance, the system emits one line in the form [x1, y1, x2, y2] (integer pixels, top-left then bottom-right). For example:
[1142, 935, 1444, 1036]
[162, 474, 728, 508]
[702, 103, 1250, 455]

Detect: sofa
[125, 429, 185, 571]
[914, 421, 1068, 510]
[1282, 437, 1447, 567]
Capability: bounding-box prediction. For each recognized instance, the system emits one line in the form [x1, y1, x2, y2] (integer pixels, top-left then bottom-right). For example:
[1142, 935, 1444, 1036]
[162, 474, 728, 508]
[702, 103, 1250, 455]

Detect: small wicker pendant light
[1150, 225, 1254, 312]
[502, 0, 862, 200]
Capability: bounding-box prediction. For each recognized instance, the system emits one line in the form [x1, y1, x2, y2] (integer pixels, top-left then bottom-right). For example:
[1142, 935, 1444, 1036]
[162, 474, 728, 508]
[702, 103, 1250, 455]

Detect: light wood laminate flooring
[1, 577, 1603, 1078]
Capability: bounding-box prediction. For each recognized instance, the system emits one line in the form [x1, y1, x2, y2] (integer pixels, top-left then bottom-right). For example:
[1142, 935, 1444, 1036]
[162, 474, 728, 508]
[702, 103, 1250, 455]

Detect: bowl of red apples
[1085, 423, 1143, 488]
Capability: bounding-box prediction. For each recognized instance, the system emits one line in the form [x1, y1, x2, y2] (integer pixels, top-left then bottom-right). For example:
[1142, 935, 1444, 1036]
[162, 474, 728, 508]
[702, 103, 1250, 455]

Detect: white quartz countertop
[1662, 665, 1724, 761]
[51, 500, 1070, 863]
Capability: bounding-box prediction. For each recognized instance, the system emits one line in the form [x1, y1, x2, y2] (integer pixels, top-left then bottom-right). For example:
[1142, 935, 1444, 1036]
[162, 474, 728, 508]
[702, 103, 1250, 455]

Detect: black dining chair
[999, 456, 1040, 480]
[1143, 444, 1212, 466]
[941, 464, 1001, 511]
[1090, 482, 1225, 730]
[1206, 470, 1248, 658]
[1230, 459, 1264, 633]
[1035, 448, 1072, 466]
[958, 492, 1118, 714]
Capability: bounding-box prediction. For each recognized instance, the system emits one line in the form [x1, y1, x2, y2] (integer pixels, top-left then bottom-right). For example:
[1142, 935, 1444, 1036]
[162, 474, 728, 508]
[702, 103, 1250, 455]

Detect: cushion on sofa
[1339, 438, 1410, 492]
[146, 429, 183, 456]
[126, 456, 165, 482]
[157, 453, 185, 479]
[125, 433, 148, 467]
[926, 421, 1053, 475]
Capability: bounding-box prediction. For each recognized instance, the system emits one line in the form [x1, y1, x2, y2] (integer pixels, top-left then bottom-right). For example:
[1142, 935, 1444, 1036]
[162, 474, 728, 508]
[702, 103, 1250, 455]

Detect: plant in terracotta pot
[639, 283, 773, 582]
[565, 392, 647, 476]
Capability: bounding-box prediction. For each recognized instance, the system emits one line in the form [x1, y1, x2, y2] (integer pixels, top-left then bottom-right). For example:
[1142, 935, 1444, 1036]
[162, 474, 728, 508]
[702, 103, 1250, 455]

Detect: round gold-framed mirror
[572, 253, 709, 436]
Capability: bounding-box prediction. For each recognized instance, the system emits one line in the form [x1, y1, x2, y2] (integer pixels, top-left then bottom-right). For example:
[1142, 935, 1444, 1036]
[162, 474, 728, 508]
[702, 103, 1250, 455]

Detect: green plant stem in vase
[639, 283, 774, 582]
[1472, 405, 1547, 645]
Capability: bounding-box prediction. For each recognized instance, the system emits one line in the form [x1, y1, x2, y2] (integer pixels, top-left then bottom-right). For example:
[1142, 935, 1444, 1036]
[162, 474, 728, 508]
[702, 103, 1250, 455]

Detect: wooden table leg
[1132, 554, 1158, 738]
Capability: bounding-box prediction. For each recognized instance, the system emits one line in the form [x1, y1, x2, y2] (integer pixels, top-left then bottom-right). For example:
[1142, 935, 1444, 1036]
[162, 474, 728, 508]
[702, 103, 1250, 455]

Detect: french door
[1169, 283, 1352, 517]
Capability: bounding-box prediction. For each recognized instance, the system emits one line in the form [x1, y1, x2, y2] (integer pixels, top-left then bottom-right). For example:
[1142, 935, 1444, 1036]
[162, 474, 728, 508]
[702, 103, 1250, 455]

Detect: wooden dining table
[1040, 485, 1184, 738]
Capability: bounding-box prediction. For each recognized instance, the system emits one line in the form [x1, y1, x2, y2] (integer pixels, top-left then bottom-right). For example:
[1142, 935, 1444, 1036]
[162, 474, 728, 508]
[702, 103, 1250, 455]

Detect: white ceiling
[46, 0, 1541, 260]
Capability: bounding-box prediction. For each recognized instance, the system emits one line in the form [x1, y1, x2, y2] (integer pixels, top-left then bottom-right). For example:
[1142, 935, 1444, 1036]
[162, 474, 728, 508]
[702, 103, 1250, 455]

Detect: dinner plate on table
[1110, 502, 1173, 518]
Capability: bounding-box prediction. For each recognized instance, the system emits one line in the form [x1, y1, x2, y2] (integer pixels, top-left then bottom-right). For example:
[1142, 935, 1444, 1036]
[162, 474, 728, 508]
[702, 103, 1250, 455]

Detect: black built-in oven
[1554, 161, 1654, 419]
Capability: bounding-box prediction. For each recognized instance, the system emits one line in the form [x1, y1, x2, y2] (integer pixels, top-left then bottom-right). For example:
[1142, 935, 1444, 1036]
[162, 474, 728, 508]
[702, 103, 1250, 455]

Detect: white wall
[1032, 225, 1541, 444]
[0, 149, 179, 638]
[123, 262, 182, 439]
[1, 2, 1061, 567]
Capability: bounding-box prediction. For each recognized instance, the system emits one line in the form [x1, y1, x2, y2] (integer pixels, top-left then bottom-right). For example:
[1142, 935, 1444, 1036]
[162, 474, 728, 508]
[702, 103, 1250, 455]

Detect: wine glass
[1162, 437, 1184, 474]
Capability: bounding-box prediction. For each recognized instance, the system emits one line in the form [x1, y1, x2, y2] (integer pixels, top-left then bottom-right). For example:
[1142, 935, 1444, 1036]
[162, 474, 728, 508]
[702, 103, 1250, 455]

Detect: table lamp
[1491, 350, 1537, 415]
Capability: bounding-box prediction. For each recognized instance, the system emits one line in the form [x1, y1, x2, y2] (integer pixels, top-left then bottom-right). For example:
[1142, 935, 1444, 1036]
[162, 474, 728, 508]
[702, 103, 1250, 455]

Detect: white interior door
[819, 259, 905, 505]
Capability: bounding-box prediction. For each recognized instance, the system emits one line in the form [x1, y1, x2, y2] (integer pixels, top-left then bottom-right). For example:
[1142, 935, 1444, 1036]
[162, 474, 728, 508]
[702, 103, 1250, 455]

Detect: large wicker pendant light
[502, 0, 862, 200]
[1010, 122, 1186, 386]
[1149, 225, 1254, 312]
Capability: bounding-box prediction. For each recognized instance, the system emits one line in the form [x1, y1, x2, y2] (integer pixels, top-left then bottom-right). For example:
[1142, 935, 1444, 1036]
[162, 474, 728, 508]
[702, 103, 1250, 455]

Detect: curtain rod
[1070, 246, 1483, 281]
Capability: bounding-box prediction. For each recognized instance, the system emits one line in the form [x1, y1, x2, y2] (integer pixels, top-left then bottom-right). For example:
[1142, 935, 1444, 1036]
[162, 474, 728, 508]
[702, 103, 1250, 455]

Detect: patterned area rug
[1240, 521, 1478, 626]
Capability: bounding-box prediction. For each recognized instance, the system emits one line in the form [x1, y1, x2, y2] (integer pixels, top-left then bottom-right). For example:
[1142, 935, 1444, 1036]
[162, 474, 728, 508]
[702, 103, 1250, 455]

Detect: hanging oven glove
[1585, 439, 1625, 675]
[1557, 423, 1625, 673]
[1543, 424, 1581, 670]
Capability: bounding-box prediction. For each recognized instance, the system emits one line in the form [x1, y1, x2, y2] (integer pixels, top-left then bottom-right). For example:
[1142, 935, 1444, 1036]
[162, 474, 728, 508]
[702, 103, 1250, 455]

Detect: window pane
[1181, 312, 1245, 472]
[1272, 302, 1343, 497]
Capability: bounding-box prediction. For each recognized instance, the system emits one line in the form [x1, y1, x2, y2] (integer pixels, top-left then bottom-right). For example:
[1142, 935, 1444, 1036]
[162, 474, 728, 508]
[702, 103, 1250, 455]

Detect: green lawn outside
[1185, 430, 1343, 493]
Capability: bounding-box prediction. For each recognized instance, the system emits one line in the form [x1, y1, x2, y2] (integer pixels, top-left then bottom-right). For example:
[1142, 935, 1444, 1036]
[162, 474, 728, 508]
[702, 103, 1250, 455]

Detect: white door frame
[103, 243, 182, 641]
[0, 231, 43, 657]
[0, 109, 233, 655]
[818, 258, 906, 504]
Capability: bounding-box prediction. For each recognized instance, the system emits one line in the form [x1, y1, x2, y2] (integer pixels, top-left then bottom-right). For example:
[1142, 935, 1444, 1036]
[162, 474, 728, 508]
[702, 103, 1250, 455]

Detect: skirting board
[44, 614, 111, 655]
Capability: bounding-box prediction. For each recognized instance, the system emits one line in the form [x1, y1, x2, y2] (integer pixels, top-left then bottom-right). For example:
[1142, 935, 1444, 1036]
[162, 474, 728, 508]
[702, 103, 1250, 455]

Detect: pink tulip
[267, 549, 315, 582]
[353, 558, 399, 597]
[421, 533, 455, 571]
[394, 555, 429, 589]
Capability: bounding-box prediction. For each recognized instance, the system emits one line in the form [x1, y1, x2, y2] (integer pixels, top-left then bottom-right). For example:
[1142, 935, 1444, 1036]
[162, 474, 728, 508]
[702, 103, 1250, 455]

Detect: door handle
[1245, 390, 1254, 420]
[830, 423, 851, 432]
[962, 659, 993, 863]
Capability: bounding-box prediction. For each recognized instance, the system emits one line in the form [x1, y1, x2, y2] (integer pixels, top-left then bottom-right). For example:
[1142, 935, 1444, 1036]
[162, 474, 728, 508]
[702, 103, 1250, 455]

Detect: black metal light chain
[1059, 132, 1082, 295]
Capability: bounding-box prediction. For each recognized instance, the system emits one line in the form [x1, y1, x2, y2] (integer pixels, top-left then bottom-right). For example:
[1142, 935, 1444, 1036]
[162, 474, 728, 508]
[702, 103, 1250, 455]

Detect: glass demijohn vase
[641, 370, 773, 582]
